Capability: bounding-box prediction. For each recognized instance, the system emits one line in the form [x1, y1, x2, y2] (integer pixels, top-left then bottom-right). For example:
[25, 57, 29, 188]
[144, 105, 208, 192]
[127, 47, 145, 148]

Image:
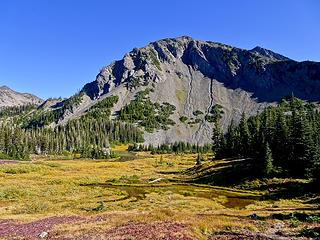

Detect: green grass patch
[175, 89, 186, 103]
[0, 164, 46, 174]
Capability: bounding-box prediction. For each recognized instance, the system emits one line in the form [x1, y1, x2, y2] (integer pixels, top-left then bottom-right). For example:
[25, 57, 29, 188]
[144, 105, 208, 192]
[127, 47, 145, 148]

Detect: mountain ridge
[0, 85, 43, 107]
[22, 36, 320, 145]
[82, 36, 306, 102]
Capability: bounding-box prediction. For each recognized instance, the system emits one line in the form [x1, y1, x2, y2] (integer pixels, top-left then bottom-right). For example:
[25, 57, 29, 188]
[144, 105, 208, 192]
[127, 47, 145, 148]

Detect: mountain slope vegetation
[21, 36, 320, 145]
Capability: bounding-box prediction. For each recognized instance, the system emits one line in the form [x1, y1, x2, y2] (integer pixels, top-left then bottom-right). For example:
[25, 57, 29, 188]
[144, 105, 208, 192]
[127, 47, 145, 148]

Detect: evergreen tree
[215, 97, 320, 179]
[263, 142, 274, 176]
[196, 153, 203, 166]
[239, 113, 251, 156]
[212, 124, 223, 155]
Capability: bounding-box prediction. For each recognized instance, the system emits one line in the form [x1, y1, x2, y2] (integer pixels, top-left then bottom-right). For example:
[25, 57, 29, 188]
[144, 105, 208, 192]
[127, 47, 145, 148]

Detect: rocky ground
[0, 86, 42, 107]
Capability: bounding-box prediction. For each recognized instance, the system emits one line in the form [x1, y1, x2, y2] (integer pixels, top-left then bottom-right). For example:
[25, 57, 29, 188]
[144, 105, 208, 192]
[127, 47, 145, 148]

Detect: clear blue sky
[0, 0, 319, 99]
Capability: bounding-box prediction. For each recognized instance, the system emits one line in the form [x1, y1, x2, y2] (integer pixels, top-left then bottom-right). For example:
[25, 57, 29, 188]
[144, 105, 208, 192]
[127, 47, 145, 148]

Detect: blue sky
[0, 0, 319, 99]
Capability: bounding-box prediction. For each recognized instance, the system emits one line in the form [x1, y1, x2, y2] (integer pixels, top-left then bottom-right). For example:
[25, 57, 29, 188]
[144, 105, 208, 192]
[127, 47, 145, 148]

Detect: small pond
[83, 183, 260, 209]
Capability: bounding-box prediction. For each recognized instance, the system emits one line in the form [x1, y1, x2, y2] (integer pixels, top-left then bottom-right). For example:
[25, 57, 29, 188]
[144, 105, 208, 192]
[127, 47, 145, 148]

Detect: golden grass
[111, 144, 129, 152]
[0, 153, 197, 219]
[0, 151, 318, 238]
[175, 89, 186, 103]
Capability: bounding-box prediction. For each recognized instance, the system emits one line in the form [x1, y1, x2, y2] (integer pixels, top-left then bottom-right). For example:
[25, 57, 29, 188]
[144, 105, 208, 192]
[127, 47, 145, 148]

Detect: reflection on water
[84, 183, 259, 209]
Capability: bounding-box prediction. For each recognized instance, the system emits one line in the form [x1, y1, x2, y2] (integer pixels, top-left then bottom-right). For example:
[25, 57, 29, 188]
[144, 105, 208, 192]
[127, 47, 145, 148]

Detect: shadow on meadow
[183, 158, 257, 186]
[181, 158, 320, 203]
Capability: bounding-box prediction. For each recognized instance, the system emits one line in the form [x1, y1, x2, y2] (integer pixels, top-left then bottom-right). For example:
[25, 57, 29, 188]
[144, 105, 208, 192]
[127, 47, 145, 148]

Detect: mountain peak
[158, 35, 193, 42]
[0, 85, 12, 91]
[83, 37, 302, 101]
[0, 86, 43, 107]
[250, 46, 291, 61]
[62, 37, 320, 145]
[174, 35, 193, 40]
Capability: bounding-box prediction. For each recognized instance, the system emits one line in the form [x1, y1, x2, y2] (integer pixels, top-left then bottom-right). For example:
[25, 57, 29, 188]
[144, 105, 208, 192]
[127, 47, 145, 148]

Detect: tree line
[0, 118, 143, 160]
[0, 94, 145, 160]
[213, 96, 320, 182]
[128, 142, 212, 154]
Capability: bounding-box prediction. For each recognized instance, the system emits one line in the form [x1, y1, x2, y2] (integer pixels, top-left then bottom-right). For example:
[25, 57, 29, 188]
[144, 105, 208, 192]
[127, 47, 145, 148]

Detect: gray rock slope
[57, 36, 320, 145]
[0, 86, 43, 107]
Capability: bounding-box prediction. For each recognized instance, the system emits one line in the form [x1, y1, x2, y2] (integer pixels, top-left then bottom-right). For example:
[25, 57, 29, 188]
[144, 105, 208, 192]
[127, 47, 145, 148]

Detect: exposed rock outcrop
[54, 36, 320, 144]
[0, 86, 42, 107]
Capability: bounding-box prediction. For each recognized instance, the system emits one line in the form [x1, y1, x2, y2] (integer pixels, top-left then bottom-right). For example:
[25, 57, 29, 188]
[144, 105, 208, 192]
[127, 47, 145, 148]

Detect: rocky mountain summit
[0, 86, 43, 107]
[51, 36, 320, 144]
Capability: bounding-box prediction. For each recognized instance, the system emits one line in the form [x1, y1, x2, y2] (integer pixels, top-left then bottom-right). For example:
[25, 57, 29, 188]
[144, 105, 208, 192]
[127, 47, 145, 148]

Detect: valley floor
[0, 146, 319, 239]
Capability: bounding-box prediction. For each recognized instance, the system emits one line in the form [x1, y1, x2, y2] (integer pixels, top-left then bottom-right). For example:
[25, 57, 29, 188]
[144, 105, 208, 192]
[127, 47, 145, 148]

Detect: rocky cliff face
[56, 36, 320, 145]
[0, 86, 43, 107]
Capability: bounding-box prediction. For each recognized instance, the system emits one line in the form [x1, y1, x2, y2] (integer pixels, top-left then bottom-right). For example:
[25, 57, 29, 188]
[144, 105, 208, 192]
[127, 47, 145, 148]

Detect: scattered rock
[39, 231, 48, 238]
[249, 213, 257, 220]
[148, 178, 163, 183]
[272, 222, 285, 230]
